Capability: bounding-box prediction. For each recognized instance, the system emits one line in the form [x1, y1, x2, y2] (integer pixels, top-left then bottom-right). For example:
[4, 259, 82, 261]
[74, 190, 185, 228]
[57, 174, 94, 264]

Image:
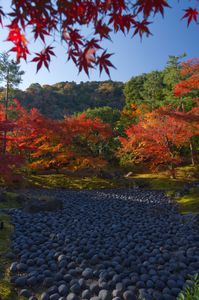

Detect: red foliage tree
[0, 101, 24, 183]
[15, 111, 112, 172]
[118, 108, 197, 177]
[0, 0, 198, 74]
[174, 58, 199, 99]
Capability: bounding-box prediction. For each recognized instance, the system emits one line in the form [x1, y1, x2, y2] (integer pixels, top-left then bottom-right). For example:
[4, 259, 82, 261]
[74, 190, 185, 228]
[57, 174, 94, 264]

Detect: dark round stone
[66, 293, 79, 300]
[27, 276, 37, 287]
[50, 294, 60, 300]
[15, 276, 27, 287]
[98, 289, 111, 300]
[123, 290, 137, 300]
[58, 284, 68, 296]
[70, 283, 81, 294]
[82, 268, 93, 279]
[48, 286, 58, 296]
[43, 277, 54, 288]
[90, 282, 100, 294]
[167, 280, 176, 289]
[82, 289, 91, 299]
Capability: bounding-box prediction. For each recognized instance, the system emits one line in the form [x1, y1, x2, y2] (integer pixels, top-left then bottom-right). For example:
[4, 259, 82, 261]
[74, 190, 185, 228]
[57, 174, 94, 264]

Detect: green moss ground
[176, 187, 199, 214]
[27, 174, 126, 190]
[0, 215, 17, 300]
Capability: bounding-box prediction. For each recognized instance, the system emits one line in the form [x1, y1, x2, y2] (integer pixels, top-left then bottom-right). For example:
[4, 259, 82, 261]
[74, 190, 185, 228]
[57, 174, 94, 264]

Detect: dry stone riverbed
[5, 189, 199, 300]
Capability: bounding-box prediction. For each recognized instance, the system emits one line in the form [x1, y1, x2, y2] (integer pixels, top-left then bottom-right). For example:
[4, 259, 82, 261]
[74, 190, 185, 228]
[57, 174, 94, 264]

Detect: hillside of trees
[11, 81, 125, 119]
[0, 55, 194, 120]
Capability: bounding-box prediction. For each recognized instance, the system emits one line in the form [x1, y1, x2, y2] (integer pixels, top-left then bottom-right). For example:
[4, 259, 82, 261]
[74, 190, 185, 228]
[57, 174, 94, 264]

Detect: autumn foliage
[118, 107, 198, 177]
[0, 0, 198, 74]
[118, 59, 199, 177]
[0, 58, 199, 183]
[174, 58, 199, 99]
[0, 100, 112, 183]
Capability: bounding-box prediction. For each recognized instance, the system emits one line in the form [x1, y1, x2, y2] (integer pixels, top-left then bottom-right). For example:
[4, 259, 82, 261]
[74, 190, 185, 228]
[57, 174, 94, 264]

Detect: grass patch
[27, 174, 127, 190]
[177, 187, 199, 214]
[130, 165, 199, 214]
[0, 215, 17, 300]
[0, 192, 21, 210]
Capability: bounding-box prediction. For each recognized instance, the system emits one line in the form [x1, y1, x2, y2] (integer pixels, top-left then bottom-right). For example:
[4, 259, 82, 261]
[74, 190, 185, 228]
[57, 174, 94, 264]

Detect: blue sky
[0, 0, 198, 90]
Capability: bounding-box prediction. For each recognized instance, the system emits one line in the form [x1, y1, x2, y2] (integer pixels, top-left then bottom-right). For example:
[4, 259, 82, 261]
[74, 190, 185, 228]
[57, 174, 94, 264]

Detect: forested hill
[14, 81, 124, 119]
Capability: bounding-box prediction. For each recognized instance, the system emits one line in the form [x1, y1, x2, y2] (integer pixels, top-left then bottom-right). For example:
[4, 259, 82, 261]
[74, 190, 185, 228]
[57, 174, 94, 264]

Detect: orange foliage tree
[118, 108, 197, 177]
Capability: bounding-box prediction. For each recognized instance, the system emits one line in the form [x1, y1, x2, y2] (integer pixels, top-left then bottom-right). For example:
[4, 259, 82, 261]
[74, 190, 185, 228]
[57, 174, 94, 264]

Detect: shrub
[177, 274, 199, 300]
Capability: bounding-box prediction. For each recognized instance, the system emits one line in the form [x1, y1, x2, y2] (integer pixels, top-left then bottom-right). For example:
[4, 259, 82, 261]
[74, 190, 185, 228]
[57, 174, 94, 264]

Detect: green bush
[177, 274, 199, 300]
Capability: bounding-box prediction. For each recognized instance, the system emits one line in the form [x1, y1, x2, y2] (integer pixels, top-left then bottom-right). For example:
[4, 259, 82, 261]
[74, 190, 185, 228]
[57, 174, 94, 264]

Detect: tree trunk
[170, 163, 176, 179]
[189, 140, 195, 166]
[2, 73, 9, 154]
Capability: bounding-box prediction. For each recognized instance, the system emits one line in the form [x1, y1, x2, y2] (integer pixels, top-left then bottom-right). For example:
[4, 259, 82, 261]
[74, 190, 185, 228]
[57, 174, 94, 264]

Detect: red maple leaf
[63, 28, 84, 49]
[95, 19, 112, 40]
[29, 18, 50, 42]
[10, 43, 30, 61]
[182, 7, 198, 26]
[31, 46, 55, 72]
[134, 0, 170, 18]
[77, 50, 95, 76]
[96, 51, 116, 77]
[109, 13, 134, 33]
[133, 20, 152, 38]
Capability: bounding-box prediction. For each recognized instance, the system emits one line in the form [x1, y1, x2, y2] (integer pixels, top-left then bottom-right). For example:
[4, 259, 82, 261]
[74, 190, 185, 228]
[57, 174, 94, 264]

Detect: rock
[123, 291, 137, 300]
[66, 293, 79, 300]
[82, 268, 93, 279]
[90, 282, 100, 294]
[98, 289, 111, 300]
[58, 284, 68, 296]
[43, 277, 54, 288]
[17, 262, 28, 272]
[19, 289, 32, 298]
[50, 294, 60, 300]
[70, 283, 81, 294]
[27, 276, 37, 286]
[15, 276, 27, 287]
[82, 289, 91, 299]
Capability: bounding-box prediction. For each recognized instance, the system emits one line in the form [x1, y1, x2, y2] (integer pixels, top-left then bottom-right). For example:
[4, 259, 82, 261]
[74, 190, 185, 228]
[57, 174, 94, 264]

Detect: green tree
[163, 54, 186, 104]
[124, 74, 147, 108]
[141, 71, 165, 109]
[0, 52, 24, 153]
[83, 106, 121, 127]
